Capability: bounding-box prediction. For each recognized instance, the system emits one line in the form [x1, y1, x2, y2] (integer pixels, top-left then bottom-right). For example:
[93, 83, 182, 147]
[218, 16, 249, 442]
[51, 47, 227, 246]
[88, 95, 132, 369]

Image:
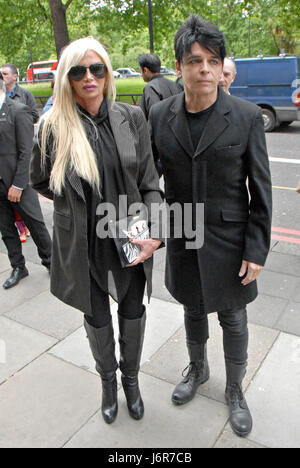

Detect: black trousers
[85, 264, 146, 329]
[184, 302, 249, 365]
[0, 181, 52, 269]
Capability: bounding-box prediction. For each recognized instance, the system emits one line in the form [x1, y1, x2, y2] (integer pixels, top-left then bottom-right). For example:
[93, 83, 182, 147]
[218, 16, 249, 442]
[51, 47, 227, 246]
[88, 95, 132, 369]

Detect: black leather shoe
[225, 361, 253, 437]
[118, 311, 146, 421]
[3, 267, 29, 290]
[225, 383, 253, 437]
[101, 372, 118, 425]
[172, 357, 210, 405]
[84, 319, 119, 425]
[121, 374, 144, 420]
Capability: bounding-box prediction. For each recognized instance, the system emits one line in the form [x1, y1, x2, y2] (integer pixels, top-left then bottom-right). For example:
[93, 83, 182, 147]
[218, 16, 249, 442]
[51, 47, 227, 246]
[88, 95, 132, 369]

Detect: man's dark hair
[2, 64, 18, 75]
[174, 15, 226, 65]
[138, 54, 161, 73]
[0, 71, 3, 81]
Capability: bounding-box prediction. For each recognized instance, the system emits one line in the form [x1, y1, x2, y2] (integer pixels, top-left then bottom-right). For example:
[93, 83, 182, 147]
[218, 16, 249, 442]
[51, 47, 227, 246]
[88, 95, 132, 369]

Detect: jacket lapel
[194, 88, 231, 158]
[168, 93, 194, 158]
[108, 102, 136, 193]
[66, 165, 86, 201]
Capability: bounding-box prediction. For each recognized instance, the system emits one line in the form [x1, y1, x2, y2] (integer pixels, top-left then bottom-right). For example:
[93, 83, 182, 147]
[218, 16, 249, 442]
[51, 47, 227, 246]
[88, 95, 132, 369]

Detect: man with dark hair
[0, 71, 52, 289]
[138, 53, 181, 120]
[149, 15, 272, 438]
[1, 63, 39, 123]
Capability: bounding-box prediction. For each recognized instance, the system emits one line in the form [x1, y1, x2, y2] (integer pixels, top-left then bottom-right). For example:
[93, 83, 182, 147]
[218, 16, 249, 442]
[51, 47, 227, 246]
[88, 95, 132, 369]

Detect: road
[266, 121, 300, 243]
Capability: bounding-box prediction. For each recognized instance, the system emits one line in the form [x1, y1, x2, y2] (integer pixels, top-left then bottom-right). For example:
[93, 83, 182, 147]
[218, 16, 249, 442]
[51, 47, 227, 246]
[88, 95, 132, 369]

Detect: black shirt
[185, 102, 216, 153]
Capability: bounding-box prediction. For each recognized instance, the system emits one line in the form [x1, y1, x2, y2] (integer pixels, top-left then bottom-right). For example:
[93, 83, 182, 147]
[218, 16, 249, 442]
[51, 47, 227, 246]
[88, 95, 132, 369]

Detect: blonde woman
[31, 37, 163, 424]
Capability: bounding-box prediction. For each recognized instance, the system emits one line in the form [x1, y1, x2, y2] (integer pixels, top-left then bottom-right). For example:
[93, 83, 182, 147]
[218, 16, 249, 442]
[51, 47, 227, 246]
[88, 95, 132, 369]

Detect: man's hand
[239, 260, 262, 286]
[127, 238, 162, 267]
[7, 186, 23, 203]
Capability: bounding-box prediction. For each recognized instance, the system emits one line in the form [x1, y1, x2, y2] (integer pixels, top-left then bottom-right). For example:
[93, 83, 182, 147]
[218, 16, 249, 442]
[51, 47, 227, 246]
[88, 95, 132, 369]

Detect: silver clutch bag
[109, 212, 149, 267]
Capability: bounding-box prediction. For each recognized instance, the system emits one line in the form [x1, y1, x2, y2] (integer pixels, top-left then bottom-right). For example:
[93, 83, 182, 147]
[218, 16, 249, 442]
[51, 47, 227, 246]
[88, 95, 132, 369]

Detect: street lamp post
[248, 16, 251, 56]
[148, 0, 154, 53]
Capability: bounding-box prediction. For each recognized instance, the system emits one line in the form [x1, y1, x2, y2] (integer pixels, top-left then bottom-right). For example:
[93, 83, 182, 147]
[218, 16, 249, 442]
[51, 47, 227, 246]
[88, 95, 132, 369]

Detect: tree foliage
[0, 0, 299, 75]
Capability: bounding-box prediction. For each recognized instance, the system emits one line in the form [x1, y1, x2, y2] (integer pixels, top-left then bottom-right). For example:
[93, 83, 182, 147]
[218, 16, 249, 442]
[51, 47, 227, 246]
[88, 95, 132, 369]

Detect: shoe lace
[182, 361, 203, 379]
[228, 383, 244, 405]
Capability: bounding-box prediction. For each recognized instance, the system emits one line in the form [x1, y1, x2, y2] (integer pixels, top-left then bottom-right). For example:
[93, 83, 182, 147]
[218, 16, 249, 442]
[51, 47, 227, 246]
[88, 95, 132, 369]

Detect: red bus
[27, 60, 58, 82]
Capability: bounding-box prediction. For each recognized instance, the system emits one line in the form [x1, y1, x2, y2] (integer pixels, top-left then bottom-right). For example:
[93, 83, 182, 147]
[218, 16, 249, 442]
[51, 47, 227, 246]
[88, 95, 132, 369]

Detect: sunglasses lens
[90, 63, 107, 78]
[68, 63, 107, 81]
[68, 66, 86, 81]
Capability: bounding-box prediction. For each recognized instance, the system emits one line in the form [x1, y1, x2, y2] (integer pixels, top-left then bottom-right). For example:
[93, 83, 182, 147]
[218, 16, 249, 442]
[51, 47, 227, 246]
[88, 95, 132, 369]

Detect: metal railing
[115, 94, 143, 105]
[35, 93, 143, 109]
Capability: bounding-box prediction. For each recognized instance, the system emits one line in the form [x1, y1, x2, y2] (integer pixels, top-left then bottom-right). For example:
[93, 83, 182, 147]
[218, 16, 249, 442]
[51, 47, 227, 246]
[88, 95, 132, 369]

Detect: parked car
[116, 68, 141, 78]
[113, 70, 121, 78]
[160, 66, 177, 76]
[230, 55, 300, 132]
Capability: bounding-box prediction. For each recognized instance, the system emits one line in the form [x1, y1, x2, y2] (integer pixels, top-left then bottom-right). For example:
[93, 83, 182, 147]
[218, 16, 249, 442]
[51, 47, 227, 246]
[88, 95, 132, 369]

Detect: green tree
[0, 0, 96, 74]
[0, 0, 299, 78]
[241, 0, 300, 54]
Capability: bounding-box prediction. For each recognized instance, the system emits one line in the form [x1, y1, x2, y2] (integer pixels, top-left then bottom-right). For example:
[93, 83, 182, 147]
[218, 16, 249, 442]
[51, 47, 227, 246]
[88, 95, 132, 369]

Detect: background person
[31, 37, 163, 426]
[138, 53, 181, 120]
[1, 63, 39, 123]
[42, 72, 56, 115]
[0, 71, 52, 289]
[219, 57, 237, 94]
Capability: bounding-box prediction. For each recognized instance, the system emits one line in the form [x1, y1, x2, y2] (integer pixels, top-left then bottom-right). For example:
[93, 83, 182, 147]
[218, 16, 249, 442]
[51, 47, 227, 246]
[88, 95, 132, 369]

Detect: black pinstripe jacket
[30, 101, 164, 316]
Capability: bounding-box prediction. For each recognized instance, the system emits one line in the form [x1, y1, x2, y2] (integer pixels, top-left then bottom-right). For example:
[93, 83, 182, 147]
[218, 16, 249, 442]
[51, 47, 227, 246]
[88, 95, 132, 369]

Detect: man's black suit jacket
[140, 74, 182, 120]
[149, 87, 272, 312]
[0, 97, 44, 222]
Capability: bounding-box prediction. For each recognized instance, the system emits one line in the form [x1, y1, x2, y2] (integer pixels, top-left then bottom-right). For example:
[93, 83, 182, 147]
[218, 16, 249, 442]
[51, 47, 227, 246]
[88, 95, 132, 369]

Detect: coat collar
[168, 86, 232, 158]
[65, 100, 136, 202]
[107, 101, 136, 194]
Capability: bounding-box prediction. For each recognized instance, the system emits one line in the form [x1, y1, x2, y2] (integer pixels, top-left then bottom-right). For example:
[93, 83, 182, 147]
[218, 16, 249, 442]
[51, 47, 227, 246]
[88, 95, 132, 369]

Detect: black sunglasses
[68, 62, 107, 81]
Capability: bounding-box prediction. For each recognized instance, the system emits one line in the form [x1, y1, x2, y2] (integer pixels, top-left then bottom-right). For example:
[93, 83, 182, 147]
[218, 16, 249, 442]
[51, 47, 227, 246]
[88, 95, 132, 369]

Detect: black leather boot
[225, 361, 253, 437]
[118, 308, 146, 420]
[172, 343, 210, 405]
[3, 266, 29, 290]
[84, 319, 119, 425]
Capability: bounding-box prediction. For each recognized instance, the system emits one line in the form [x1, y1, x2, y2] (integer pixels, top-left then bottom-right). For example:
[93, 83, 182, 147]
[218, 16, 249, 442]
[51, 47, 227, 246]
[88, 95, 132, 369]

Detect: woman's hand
[127, 238, 162, 267]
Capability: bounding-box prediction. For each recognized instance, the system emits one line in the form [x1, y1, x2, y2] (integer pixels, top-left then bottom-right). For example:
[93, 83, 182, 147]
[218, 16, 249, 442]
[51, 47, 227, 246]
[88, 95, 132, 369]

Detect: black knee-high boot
[118, 308, 146, 420]
[84, 318, 119, 424]
[225, 361, 253, 437]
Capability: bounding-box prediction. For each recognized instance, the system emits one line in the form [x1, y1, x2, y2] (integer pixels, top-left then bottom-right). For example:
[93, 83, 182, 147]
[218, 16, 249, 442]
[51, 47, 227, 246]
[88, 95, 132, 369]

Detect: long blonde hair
[40, 37, 116, 195]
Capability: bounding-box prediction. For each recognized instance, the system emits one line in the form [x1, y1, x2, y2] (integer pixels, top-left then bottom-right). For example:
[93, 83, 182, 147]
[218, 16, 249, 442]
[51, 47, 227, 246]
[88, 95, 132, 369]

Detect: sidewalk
[0, 199, 300, 448]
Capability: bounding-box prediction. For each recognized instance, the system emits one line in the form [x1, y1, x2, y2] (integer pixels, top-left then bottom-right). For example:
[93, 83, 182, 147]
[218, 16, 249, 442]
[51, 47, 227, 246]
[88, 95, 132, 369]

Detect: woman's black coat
[30, 102, 163, 316]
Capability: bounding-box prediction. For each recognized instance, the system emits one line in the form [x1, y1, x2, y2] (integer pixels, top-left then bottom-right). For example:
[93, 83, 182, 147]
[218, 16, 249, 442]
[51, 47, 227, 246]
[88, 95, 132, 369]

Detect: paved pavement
[0, 197, 300, 449]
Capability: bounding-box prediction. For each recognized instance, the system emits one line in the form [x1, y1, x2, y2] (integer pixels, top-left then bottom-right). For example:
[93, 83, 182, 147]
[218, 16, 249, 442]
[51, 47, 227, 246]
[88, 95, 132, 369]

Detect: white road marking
[269, 157, 300, 164]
